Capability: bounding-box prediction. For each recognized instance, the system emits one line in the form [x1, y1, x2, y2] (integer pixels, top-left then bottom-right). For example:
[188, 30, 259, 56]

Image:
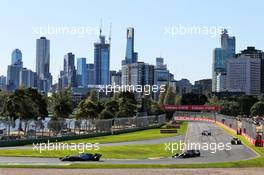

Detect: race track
[0, 122, 258, 165]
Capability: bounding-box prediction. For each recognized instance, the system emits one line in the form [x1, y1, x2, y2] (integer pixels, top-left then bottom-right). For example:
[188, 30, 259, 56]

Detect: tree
[158, 85, 168, 105]
[181, 93, 208, 105]
[1, 88, 48, 137]
[206, 95, 220, 105]
[25, 88, 48, 119]
[1, 93, 15, 136]
[104, 99, 119, 117]
[175, 95, 181, 105]
[141, 95, 152, 115]
[116, 91, 137, 118]
[150, 101, 164, 115]
[250, 102, 264, 117]
[51, 89, 73, 119]
[258, 94, 264, 102]
[0, 91, 8, 115]
[238, 96, 258, 117]
[164, 86, 176, 105]
[99, 109, 114, 119]
[88, 89, 98, 103]
[219, 100, 240, 116]
[76, 99, 98, 131]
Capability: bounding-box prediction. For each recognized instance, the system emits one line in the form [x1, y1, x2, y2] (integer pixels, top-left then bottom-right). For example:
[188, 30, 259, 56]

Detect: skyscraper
[19, 68, 35, 88]
[36, 37, 52, 92]
[87, 63, 95, 85]
[7, 64, 21, 91]
[226, 55, 261, 96]
[94, 32, 110, 85]
[236, 47, 264, 93]
[212, 29, 236, 92]
[221, 29, 236, 58]
[122, 62, 154, 86]
[7, 49, 23, 91]
[77, 57, 87, 87]
[0, 75, 6, 91]
[125, 27, 135, 63]
[122, 27, 138, 65]
[63, 52, 77, 87]
[11, 48, 23, 68]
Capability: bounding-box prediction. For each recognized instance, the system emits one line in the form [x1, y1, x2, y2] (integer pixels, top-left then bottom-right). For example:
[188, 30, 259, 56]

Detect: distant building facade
[36, 37, 52, 92]
[94, 33, 110, 85]
[226, 55, 261, 96]
[212, 29, 236, 92]
[77, 57, 88, 87]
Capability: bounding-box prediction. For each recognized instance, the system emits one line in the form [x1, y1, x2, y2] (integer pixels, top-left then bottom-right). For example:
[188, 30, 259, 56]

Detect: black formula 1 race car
[231, 138, 242, 145]
[201, 130, 211, 136]
[172, 150, 200, 158]
[59, 153, 102, 161]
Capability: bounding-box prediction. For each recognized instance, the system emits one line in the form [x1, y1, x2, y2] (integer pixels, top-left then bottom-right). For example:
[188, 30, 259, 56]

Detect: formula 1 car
[172, 150, 200, 158]
[201, 130, 211, 136]
[231, 138, 242, 145]
[59, 153, 102, 161]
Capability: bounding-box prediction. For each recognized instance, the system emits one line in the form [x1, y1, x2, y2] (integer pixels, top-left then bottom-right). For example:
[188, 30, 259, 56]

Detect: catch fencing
[0, 114, 166, 141]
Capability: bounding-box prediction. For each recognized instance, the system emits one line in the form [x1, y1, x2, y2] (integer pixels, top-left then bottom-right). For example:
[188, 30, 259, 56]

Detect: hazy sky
[0, 0, 263, 83]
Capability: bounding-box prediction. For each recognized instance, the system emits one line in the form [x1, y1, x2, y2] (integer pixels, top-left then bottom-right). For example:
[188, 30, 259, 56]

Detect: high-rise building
[36, 37, 52, 92]
[216, 73, 226, 92]
[236, 46, 264, 93]
[125, 27, 135, 63]
[123, 27, 138, 65]
[110, 70, 122, 85]
[7, 64, 21, 91]
[154, 57, 170, 85]
[77, 57, 87, 87]
[11, 48, 23, 68]
[19, 68, 36, 88]
[94, 33, 110, 85]
[7, 49, 23, 91]
[226, 55, 261, 96]
[221, 29, 236, 58]
[0, 75, 6, 91]
[156, 57, 167, 69]
[122, 62, 154, 86]
[193, 79, 212, 95]
[63, 52, 77, 87]
[212, 29, 236, 92]
[176, 79, 192, 95]
[87, 63, 95, 85]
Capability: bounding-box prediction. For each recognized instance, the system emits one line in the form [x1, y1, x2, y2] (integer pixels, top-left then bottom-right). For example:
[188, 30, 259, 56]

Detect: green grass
[1, 121, 263, 168]
[0, 123, 188, 160]
[0, 143, 175, 159]
[61, 122, 187, 144]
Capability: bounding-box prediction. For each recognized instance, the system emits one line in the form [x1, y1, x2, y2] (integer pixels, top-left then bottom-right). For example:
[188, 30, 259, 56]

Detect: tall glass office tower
[36, 37, 52, 92]
[77, 57, 87, 87]
[63, 52, 77, 87]
[212, 29, 236, 92]
[94, 34, 110, 85]
[221, 29, 236, 60]
[125, 27, 134, 63]
[11, 48, 23, 68]
[36, 37, 50, 78]
[124, 27, 138, 64]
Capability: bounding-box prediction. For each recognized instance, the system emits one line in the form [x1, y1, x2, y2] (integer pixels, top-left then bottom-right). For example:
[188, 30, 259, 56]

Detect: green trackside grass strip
[1, 122, 263, 168]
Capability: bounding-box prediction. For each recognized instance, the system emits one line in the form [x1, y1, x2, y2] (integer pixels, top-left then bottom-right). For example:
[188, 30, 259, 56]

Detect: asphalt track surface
[0, 122, 258, 165]
[1, 168, 264, 175]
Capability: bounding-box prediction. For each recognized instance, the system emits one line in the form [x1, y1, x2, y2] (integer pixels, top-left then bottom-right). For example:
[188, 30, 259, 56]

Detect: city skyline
[1, 0, 264, 83]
